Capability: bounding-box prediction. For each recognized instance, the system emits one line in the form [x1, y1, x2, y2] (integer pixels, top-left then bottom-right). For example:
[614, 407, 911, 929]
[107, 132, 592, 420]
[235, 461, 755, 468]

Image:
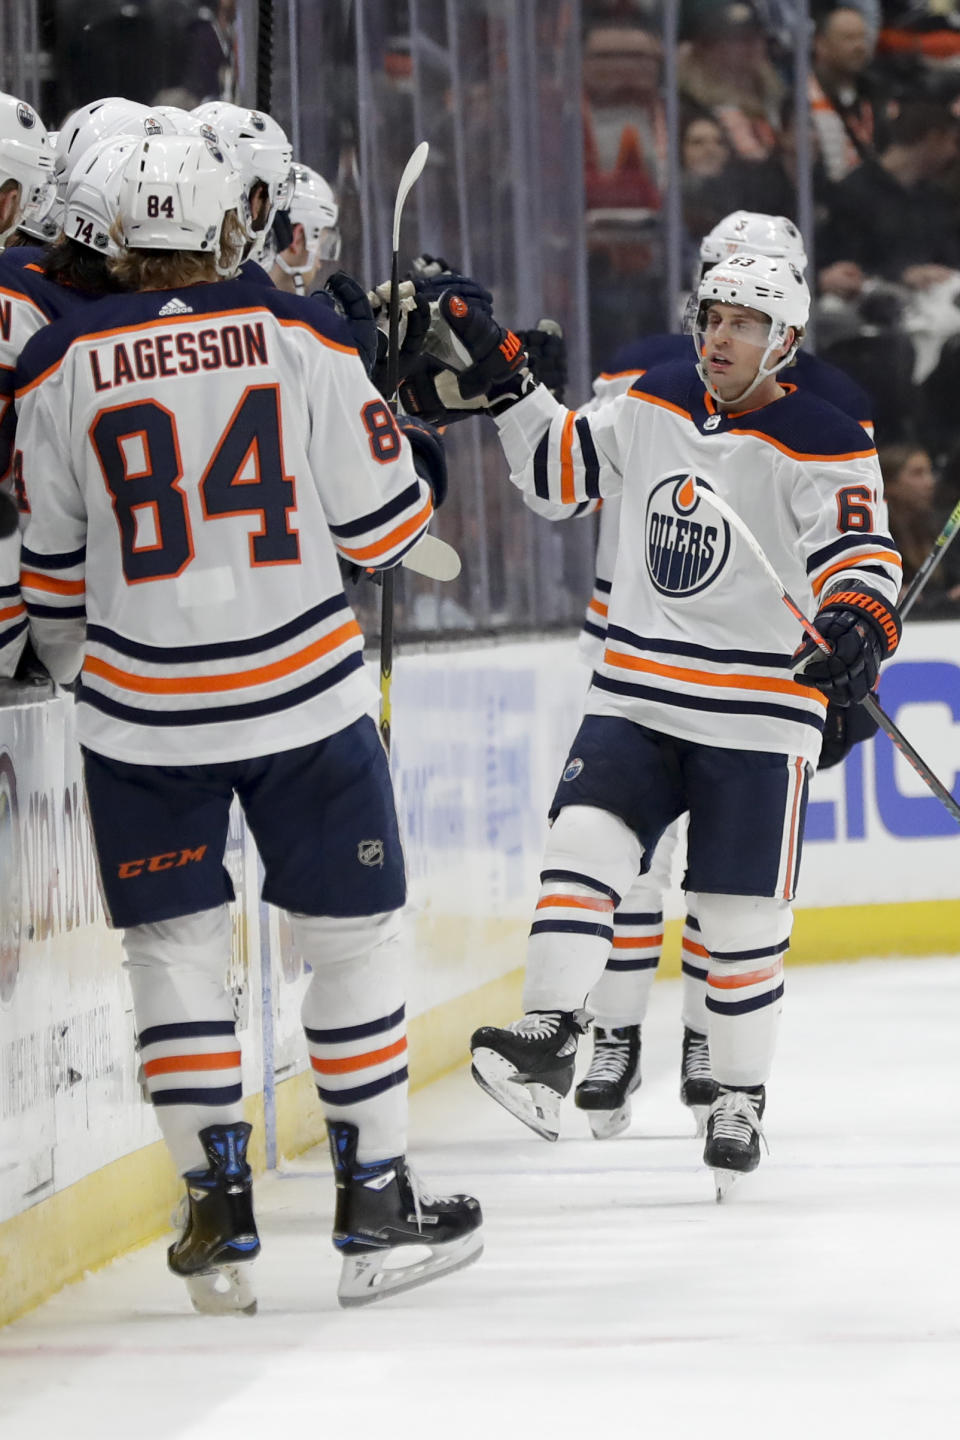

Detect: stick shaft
[898, 496, 960, 620]
[379, 142, 428, 754]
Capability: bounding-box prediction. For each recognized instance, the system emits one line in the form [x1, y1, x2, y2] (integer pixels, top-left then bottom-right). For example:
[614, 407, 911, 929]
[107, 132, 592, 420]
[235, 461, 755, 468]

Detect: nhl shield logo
[358, 838, 384, 868]
[645, 474, 730, 598]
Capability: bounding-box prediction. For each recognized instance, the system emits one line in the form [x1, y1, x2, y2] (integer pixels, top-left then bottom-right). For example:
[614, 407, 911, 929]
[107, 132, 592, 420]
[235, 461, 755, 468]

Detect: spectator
[180, 1, 238, 106]
[681, 107, 796, 238]
[582, 24, 666, 210]
[810, 6, 881, 183]
[879, 443, 960, 612]
[678, 1, 784, 163]
[818, 101, 960, 286]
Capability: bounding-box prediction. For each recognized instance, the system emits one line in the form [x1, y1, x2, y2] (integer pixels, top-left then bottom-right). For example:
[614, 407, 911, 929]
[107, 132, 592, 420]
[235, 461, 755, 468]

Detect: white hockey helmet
[55, 99, 168, 193]
[0, 92, 55, 243]
[692, 252, 811, 405]
[699, 210, 807, 271]
[63, 134, 140, 258]
[284, 163, 340, 268]
[192, 102, 293, 256]
[115, 134, 244, 271]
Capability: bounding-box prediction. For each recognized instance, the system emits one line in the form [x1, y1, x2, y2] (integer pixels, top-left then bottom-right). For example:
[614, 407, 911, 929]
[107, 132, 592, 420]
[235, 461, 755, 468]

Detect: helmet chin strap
[694, 328, 800, 408]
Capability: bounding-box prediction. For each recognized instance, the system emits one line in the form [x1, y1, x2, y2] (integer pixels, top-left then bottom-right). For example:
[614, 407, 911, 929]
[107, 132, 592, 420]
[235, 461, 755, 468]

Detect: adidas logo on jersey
[158, 297, 194, 317]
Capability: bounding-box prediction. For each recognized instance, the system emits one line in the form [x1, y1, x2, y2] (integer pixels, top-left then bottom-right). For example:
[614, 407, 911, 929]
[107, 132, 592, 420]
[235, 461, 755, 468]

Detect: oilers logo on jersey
[645, 474, 730, 598]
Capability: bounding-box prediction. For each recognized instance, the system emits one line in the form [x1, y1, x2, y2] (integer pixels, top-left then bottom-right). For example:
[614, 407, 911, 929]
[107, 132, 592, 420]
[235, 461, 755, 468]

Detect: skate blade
[586, 1105, 630, 1140]
[185, 1266, 258, 1316]
[711, 1168, 742, 1204]
[470, 1050, 561, 1141]
[688, 1104, 710, 1138]
[337, 1228, 483, 1308]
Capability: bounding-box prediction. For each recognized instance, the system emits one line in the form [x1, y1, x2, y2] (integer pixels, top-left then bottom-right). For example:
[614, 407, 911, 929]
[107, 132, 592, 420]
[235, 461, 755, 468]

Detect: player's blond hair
[107, 210, 246, 291]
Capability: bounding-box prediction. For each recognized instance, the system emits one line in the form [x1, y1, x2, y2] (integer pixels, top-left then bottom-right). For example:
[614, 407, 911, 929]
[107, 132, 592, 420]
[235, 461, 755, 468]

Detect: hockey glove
[409, 254, 495, 313]
[817, 698, 880, 770]
[397, 414, 447, 509]
[519, 319, 567, 403]
[793, 585, 901, 707]
[318, 271, 380, 378]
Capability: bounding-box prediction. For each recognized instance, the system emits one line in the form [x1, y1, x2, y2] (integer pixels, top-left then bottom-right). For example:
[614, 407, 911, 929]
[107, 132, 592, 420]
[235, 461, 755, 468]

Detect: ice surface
[1, 958, 958, 1440]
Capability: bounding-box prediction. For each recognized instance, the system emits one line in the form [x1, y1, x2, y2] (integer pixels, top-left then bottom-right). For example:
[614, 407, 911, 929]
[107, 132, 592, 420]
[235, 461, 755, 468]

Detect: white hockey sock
[697, 894, 792, 1087]
[524, 805, 644, 1014]
[123, 905, 243, 1176]
[587, 909, 662, 1027]
[680, 909, 710, 1035]
[294, 910, 408, 1164]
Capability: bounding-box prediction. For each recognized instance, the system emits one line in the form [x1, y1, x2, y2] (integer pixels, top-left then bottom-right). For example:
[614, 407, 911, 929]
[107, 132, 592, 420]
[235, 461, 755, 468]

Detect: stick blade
[392, 141, 430, 248]
[401, 533, 462, 582]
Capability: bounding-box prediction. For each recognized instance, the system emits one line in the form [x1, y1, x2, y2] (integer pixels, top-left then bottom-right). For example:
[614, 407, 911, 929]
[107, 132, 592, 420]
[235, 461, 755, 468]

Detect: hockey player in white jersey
[407, 255, 901, 1194]
[538, 214, 878, 1142]
[270, 162, 340, 295]
[15, 134, 481, 1305]
[192, 101, 293, 268]
[0, 90, 55, 677]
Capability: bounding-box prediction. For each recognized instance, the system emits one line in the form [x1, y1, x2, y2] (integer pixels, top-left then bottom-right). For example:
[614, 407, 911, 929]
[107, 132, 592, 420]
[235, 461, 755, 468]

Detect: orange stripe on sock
[708, 963, 782, 991]
[310, 1036, 407, 1076]
[142, 1050, 241, 1077]
[683, 939, 709, 959]
[611, 933, 663, 949]
[20, 571, 85, 596]
[536, 893, 614, 913]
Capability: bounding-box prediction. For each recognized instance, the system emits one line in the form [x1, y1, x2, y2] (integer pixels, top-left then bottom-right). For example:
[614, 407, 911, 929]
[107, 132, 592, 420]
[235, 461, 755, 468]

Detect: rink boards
[1, 629, 959, 1323]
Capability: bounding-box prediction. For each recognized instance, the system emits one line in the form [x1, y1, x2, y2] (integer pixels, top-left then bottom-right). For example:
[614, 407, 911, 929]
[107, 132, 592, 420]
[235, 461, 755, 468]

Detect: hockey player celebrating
[535, 213, 879, 1143]
[14, 133, 481, 1306]
[0, 89, 56, 676]
[408, 255, 901, 1195]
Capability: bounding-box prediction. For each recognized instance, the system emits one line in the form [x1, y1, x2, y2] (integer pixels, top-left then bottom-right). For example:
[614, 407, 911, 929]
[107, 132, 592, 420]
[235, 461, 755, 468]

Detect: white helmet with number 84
[115, 135, 244, 268]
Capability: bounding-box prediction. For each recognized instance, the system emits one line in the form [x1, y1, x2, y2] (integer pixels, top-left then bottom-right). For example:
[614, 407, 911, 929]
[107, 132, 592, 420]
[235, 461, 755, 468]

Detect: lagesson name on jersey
[646, 475, 729, 598]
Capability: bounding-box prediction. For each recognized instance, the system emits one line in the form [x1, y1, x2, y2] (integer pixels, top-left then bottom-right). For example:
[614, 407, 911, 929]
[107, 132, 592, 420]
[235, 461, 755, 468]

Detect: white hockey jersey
[498, 361, 900, 765]
[15, 279, 434, 765]
[0, 260, 95, 675]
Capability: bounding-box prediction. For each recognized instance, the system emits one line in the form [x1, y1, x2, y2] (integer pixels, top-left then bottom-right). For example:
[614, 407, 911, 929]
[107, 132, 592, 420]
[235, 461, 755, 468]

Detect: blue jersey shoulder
[16, 277, 359, 392]
[733, 386, 877, 458]
[628, 358, 703, 412]
[791, 350, 873, 427]
[237, 258, 275, 287]
[0, 245, 49, 271]
[606, 332, 689, 376]
[0, 257, 97, 324]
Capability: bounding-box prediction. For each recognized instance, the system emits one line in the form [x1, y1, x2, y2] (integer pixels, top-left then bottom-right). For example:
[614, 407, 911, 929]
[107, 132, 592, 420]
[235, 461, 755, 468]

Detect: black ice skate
[470, 1010, 588, 1141]
[168, 1122, 260, 1316]
[703, 1085, 767, 1202]
[680, 1027, 719, 1136]
[574, 1025, 641, 1139]
[329, 1121, 483, 1308]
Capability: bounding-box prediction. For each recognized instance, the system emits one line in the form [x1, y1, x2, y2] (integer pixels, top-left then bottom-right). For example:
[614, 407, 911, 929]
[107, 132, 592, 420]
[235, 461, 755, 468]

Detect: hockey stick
[694, 483, 960, 827]
[256, 0, 274, 112]
[379, 141, 430, 755]
[898, 495, 960, 621]
[402, 532, 461, 582]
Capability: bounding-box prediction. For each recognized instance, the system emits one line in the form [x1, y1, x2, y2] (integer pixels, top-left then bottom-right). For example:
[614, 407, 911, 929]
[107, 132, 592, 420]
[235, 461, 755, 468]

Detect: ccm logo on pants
[117, 846, 208, 880]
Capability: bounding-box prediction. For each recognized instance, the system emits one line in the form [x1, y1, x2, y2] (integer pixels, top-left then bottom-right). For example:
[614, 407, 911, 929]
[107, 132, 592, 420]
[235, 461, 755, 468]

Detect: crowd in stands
[582, 0, 960, 616]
